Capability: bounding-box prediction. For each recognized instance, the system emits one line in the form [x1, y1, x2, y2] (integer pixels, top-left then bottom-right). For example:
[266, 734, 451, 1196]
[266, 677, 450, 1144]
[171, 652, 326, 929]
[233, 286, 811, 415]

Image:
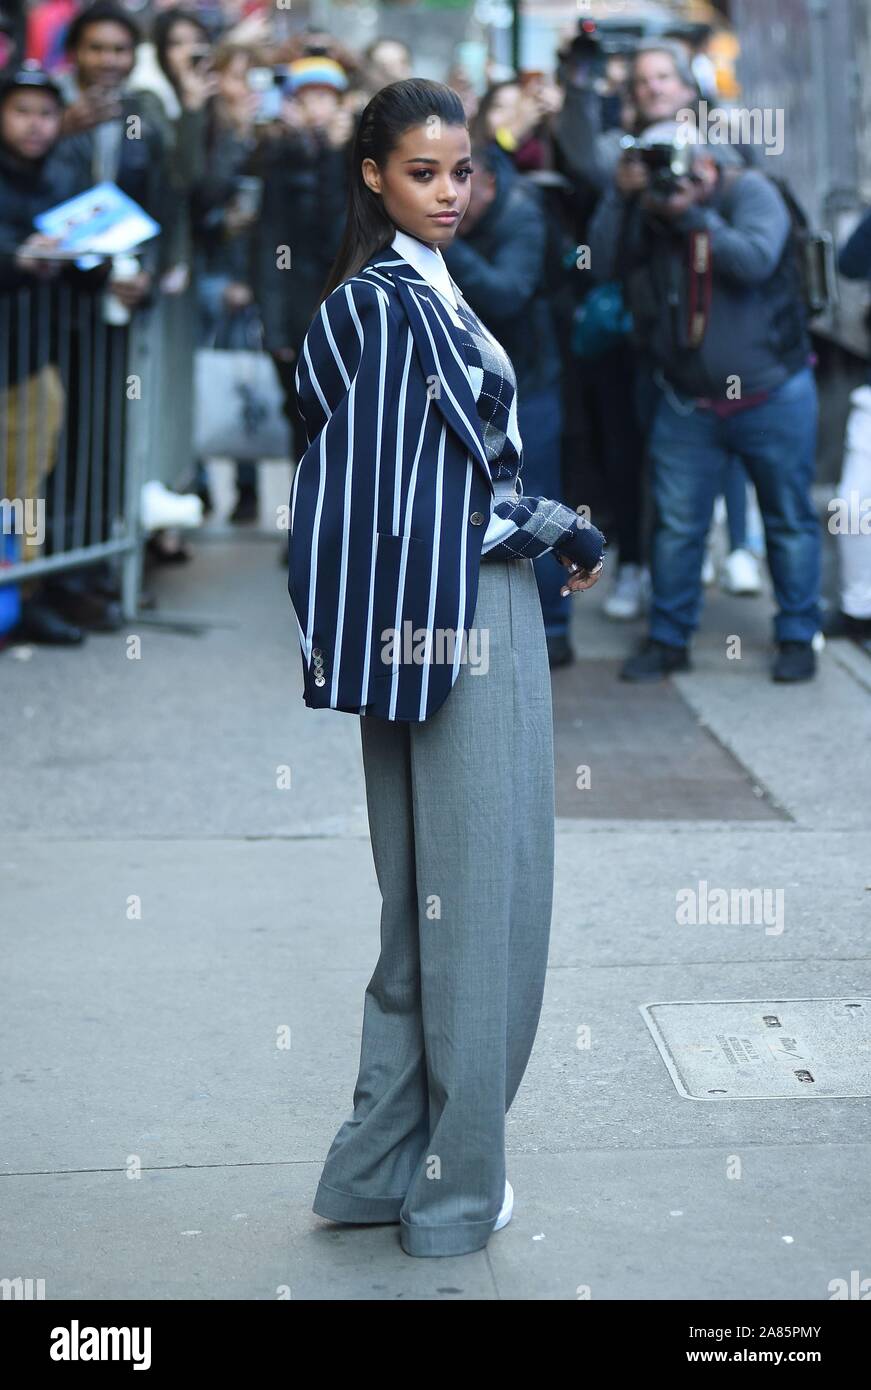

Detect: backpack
[712, 167, 829, 374]
[733, 152, 836, 319]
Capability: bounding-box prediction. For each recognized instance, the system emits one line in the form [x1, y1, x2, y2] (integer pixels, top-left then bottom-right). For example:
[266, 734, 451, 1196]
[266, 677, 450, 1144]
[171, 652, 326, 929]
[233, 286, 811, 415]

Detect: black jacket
[442, 150, 562, 399]
[249, 126, 350, 350]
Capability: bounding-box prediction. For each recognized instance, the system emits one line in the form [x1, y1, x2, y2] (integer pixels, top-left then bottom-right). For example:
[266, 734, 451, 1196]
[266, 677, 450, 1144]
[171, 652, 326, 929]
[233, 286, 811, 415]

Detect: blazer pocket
[371, 531, 427, 681]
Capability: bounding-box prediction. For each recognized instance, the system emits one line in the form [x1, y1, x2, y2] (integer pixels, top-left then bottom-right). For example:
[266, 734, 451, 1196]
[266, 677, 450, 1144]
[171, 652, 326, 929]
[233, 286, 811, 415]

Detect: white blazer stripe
[393, 328, 414, 534]
[417, 421, 447, 719]
[330, 284, 368, 705]
[305, 429, 328, 663]
[321, 295, 351, 390]
[387, 390, 431, 719]
[454, 454, 473, 684]
[360, 268, 395, 290]
[357, 284, 390, 707]
[303, 331, 331, 420]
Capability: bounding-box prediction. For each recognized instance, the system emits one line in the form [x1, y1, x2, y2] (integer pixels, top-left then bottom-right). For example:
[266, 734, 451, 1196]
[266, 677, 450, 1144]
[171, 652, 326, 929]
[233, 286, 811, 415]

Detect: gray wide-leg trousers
[311, 555, 555, 1256]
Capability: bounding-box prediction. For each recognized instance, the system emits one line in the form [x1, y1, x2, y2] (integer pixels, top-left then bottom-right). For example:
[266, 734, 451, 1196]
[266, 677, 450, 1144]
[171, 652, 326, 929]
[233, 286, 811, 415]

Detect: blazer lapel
[362, 250, 494, 495]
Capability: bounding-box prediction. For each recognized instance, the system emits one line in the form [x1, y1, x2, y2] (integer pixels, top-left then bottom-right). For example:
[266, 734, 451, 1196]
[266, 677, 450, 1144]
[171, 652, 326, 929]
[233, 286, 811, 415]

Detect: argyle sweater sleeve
[481, 494, 607, 569]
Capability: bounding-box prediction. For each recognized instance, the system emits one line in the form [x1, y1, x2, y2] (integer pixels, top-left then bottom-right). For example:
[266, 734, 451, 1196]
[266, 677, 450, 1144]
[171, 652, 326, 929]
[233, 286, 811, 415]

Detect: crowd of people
[1, 0, 869, 679]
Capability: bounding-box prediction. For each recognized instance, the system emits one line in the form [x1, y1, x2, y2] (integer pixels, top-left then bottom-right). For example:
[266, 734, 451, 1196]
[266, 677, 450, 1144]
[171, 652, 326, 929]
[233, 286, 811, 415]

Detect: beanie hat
[0, 61, 64, 107]
[285, 56, 347, 94]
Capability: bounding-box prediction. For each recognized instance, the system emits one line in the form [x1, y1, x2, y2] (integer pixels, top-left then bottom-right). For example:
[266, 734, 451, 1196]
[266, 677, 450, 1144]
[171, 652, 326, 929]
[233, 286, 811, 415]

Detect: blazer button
[314, 676, 326, 688]
[312, 647, 322, 657]
[469, 511, 485, 526]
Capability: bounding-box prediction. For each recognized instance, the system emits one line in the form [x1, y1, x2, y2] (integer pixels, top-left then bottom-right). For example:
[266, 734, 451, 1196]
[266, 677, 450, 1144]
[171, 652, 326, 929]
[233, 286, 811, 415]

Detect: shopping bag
[194, 306, 289, 461]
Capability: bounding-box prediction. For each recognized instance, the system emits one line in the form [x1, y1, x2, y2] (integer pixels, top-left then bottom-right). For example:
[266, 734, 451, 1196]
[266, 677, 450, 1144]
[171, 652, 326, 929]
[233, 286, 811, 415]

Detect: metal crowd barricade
[0, 278, 157, 621]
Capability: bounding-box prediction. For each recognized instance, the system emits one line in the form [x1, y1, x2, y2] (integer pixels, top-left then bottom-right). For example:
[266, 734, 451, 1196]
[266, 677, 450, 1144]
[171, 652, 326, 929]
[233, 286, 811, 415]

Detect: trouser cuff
[312, 1178, 404, 1224]
[399, 1212, 498, 1258]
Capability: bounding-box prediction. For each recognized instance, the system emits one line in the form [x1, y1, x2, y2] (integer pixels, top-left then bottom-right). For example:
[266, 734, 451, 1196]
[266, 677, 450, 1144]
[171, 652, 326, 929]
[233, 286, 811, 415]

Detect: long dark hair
[318, 77, 468, 307]
[152, 9, 212, 96]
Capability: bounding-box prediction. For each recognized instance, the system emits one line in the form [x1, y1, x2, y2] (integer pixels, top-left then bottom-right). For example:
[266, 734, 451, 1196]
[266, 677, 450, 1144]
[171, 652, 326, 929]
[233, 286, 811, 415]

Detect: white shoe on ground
[140, 479, 204, 533]
[493, 1179, 514, 1231]
[720, 547, 762, 596]
[602, 563, 648, 620]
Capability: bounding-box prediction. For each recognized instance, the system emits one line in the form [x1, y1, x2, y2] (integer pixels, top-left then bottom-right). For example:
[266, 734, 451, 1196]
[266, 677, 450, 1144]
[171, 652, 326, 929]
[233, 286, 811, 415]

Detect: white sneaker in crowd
[494, 1179, 514, 1231]
[720, 547, 763, 596]
[602, 563, 649, 621]
[140, 480, 204, 534]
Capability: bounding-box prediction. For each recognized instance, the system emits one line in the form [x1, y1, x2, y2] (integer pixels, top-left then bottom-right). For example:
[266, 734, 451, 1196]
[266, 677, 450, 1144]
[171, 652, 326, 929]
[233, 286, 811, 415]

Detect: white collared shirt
[390, 227, 463, 321]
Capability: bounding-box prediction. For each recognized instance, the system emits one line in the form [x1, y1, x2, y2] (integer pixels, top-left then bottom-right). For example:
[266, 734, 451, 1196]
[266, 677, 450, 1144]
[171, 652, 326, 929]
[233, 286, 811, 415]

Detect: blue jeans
[516, 384, 568, 638]
[723, 457, 748, 551]
[648, 366, 821, 646]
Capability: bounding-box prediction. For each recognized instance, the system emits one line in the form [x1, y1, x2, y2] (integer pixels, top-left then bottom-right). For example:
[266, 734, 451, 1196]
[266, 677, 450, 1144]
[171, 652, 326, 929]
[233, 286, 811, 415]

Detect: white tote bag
[194, 307, 289, 461]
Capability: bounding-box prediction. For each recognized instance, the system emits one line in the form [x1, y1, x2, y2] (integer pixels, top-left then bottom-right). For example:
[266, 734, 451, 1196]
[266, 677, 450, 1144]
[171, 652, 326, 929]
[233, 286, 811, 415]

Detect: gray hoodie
[587, 166, 810, 398]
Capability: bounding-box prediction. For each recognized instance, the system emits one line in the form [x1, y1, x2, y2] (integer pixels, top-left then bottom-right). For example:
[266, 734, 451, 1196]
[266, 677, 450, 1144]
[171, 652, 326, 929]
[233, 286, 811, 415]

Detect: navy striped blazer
[288, 242, 581, 723]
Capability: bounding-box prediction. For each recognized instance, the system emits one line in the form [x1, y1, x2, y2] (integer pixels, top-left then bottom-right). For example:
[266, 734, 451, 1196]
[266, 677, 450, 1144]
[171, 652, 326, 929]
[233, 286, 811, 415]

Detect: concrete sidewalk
[1, 526, 869, 1300]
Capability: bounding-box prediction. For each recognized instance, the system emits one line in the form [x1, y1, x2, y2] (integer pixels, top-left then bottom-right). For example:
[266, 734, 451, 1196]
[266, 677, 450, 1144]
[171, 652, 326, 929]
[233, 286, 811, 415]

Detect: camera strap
[686, 229, 712, 348]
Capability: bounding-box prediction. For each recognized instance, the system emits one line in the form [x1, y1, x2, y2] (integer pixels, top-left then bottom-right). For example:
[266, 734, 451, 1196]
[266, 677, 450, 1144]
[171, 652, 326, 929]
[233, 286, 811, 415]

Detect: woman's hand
[559, 554, 604, 597]
[177, 60, 218, 113]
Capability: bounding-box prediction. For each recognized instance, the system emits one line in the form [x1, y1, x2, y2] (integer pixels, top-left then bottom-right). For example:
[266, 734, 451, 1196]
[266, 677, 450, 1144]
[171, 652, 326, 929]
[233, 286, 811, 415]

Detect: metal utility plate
[639, 998, 871, 1099]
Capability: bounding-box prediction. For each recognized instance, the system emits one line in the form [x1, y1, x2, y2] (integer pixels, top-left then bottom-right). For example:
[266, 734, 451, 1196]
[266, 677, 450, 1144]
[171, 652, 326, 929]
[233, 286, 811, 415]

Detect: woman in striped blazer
[289, 77, 606, 1258]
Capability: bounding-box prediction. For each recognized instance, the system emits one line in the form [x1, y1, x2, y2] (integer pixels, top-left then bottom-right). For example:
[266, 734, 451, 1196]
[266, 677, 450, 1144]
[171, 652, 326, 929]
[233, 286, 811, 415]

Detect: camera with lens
[561, 18, 640, 85]
[620, 132, 695, 195]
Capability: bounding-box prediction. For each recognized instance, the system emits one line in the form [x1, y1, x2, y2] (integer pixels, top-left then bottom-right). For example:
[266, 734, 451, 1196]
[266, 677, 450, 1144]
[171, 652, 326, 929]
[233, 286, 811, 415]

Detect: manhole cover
[639, 998, 871, 1099]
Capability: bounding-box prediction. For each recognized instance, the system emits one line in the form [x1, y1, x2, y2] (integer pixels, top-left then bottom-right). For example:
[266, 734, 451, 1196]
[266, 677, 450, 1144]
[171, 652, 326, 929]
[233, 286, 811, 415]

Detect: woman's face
[484, 83, 520, 136]
[164, 20, 210, 81]
[362, 121, 472, 251]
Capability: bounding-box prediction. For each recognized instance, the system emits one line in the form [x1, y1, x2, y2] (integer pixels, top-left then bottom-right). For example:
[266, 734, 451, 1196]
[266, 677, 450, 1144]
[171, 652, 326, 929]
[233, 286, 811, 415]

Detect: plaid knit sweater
[449, 289, 605, 569]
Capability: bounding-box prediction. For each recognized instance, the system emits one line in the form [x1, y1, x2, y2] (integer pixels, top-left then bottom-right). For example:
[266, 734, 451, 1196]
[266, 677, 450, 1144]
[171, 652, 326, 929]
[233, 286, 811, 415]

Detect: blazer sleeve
[482, 492, 607, 569]
[294, 278, 402, 446]
[290, 278, 404, 644]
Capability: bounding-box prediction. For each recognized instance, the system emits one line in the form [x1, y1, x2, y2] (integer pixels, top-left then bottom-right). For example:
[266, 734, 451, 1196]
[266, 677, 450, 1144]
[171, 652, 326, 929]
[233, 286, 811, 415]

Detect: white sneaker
[720, 547, 762, 596]
[493, 1179, 514, 1231]
[602, 563, 648, 620]
[140, 479, 204, 533]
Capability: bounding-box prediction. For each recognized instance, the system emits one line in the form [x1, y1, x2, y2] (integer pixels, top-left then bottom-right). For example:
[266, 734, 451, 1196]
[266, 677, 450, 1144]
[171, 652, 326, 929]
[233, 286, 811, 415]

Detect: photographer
[589, 123, 821, 684]
[554, 40, 700, 622]
[555, 37, 699, 197]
